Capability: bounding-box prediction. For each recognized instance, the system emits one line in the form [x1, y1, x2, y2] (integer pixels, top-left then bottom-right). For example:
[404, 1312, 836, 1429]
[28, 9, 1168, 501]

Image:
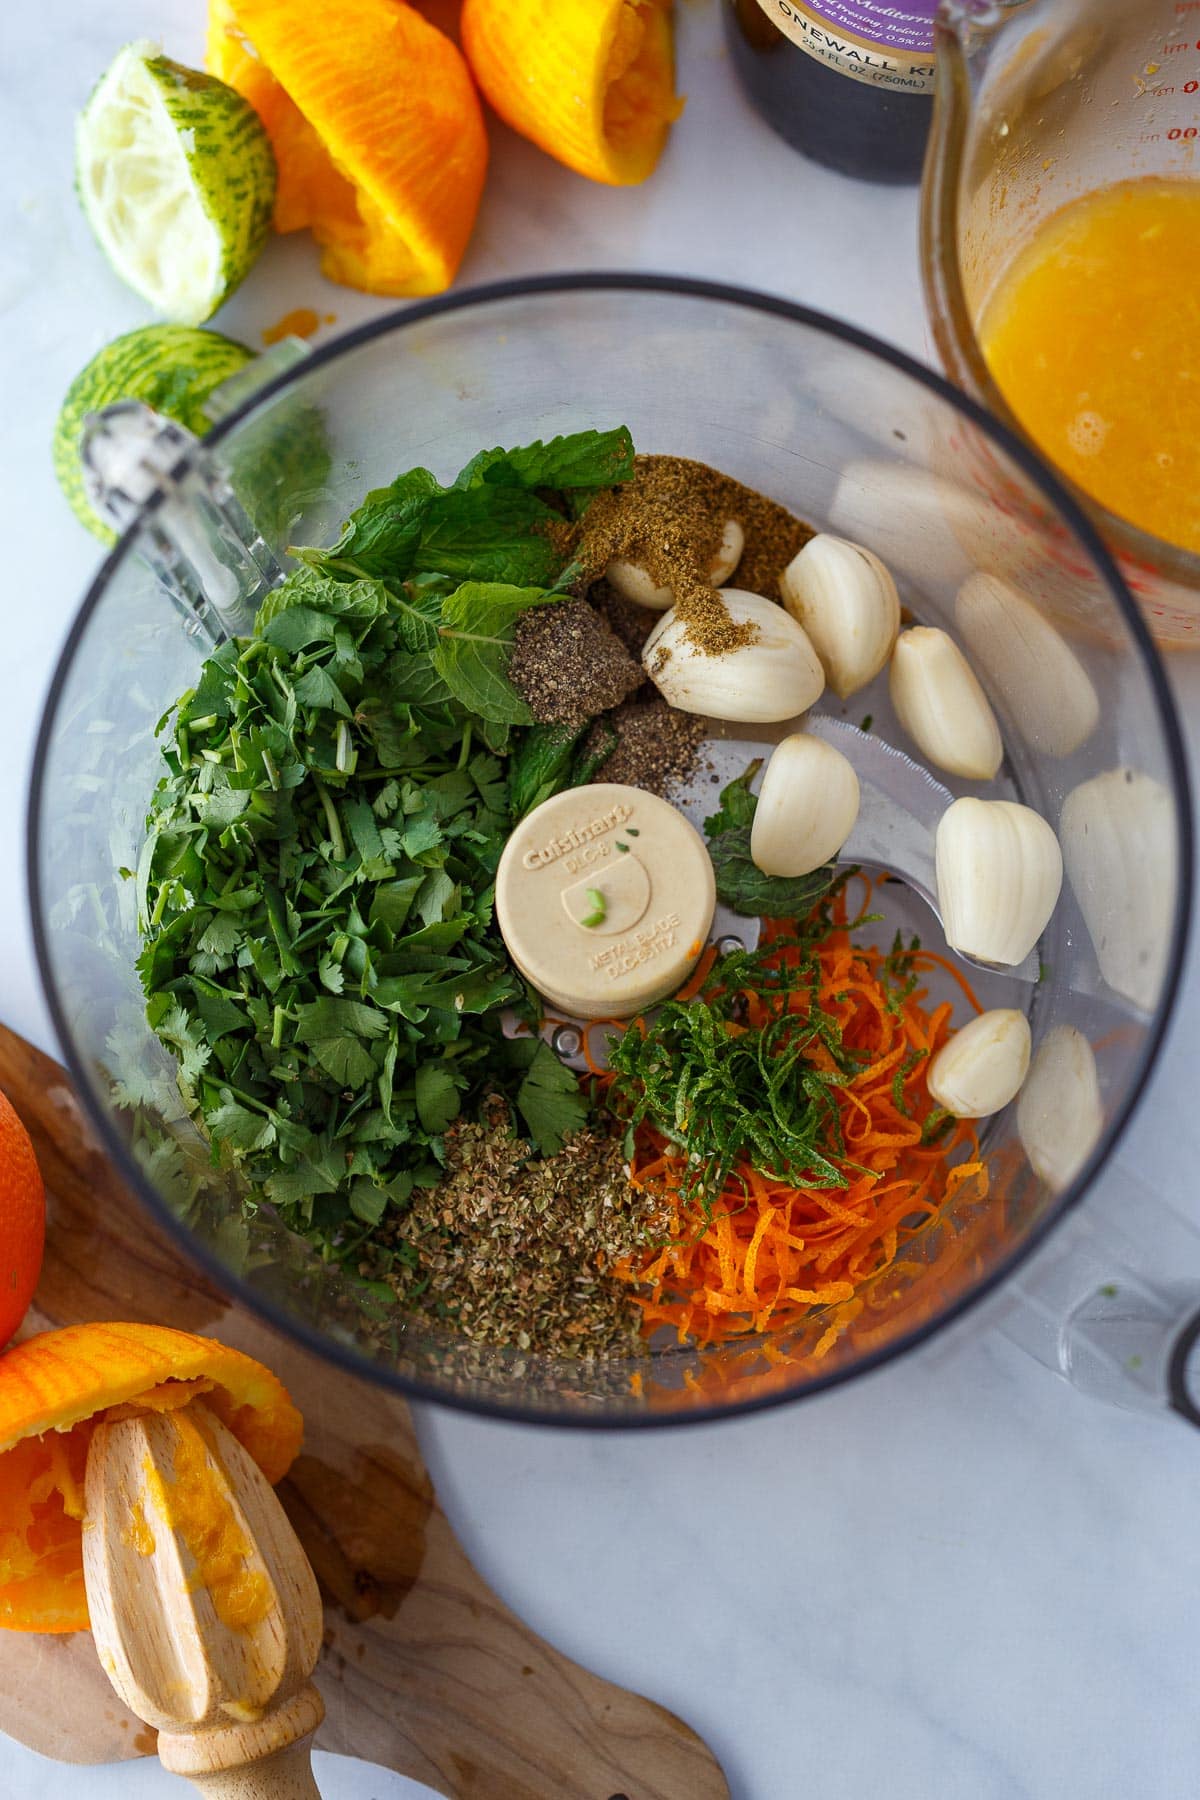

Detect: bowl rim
[28, 270, 1195, 1429]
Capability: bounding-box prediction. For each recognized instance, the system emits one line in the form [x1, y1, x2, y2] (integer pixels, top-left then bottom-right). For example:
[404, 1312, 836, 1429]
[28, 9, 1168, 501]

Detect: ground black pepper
[590, 575, 660, 658]
[582, 696, 708, 798]
[508, 599, 644, 730]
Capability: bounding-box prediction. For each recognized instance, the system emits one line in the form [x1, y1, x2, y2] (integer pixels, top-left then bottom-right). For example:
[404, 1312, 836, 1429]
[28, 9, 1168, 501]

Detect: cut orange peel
[0, 1323, 302, 1633]
[462, 0, 683, 187]
[208, 0, 488, 295]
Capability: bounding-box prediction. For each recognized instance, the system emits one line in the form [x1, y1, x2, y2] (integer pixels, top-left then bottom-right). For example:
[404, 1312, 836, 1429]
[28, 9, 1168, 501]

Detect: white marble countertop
[5, 3, 1200, 1797]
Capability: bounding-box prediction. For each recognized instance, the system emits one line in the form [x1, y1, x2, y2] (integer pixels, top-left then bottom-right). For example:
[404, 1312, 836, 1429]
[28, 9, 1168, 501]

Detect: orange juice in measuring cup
[923, 0, 1200, 643]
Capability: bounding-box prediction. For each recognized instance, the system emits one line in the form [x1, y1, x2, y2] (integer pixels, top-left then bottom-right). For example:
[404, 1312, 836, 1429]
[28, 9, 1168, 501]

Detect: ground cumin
[573, 454, 813, 656]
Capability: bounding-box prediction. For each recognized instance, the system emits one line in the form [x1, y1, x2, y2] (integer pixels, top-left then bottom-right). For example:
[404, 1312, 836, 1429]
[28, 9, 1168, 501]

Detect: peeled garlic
[608, 519, 744, 610]
[954, 572, 1099, 757]
[926, 1008, 1031, 1118]
[828, 459, 982, 589]
[935, 797, 1063, 966]
[779, 533, 900, 700]
[750, 733, 860, 878]
[642, 589, 825, 724]
[1060, 768, 1176, 1012]
[889, 627, 1003, 781]
[1017, 1025, 1103, 1191]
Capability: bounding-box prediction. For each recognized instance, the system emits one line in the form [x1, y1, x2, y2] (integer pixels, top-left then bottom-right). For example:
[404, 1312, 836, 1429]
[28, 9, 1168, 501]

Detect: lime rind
[76, 41, 276, 324]
[53, 324, 254, 540]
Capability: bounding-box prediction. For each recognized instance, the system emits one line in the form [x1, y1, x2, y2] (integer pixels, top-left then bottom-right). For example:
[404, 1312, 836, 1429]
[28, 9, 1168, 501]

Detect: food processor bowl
[923, 0, 1200, 644]
[30, 277, 1192, 1424]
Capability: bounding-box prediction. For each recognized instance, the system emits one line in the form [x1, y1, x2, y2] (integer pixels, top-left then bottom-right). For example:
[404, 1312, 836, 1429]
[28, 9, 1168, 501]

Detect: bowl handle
[995, 1180, 1200, 1427]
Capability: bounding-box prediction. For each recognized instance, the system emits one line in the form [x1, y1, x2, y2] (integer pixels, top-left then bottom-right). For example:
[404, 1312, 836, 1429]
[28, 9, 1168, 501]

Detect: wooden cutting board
[0, 1025, 728, 1800]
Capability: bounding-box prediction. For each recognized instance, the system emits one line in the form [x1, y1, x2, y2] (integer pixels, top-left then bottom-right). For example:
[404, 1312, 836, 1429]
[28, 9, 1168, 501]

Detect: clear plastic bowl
[30, 277, 1192, 1424]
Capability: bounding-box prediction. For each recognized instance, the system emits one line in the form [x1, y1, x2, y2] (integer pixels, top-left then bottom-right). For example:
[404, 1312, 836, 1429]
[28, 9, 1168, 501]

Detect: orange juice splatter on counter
[979, 179, 1200, 553]
[262, 307, 322, 345]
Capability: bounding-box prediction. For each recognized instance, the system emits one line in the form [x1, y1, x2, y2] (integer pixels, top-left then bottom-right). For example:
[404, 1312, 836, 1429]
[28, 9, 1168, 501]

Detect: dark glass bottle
[724, 0, 935, 185]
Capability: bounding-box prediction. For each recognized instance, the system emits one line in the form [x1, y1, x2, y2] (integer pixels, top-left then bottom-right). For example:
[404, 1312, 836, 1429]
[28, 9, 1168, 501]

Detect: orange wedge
[0, 1323, 302, 1633]
[208, 0, 488, 295]
[461, 0, 682, 186]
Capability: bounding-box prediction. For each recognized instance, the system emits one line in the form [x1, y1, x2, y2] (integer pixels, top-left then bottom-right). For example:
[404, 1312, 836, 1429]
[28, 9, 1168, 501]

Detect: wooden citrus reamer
[82, 1398, 325, 1799]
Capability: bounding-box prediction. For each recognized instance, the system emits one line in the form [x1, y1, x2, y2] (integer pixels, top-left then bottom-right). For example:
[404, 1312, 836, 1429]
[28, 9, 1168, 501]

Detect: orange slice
[461, 0, 682, 186]
[208, 0, 488, 295]
[0, 1323, 302, 1633]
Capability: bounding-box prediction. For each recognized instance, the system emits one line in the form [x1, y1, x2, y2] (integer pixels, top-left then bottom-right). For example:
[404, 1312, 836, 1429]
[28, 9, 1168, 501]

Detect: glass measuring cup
[923, 0, 1200, 645]
[29, 277, 1194, 1426]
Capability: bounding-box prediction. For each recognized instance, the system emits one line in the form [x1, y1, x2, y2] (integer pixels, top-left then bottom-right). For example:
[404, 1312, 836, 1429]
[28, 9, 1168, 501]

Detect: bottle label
[752, 0, 938, 93]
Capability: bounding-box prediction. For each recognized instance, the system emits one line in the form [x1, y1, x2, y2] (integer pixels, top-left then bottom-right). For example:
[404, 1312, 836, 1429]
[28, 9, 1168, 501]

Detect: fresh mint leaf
[413, 487, 565, 588]
[508, 722, 584, 820]
[312, 467, 442, 579]
[432, 582, 560, 725]
[707, 828, 840, 919]
[703, 759, 840, 918]
[453, 426, 635, 493]
[301, 466, 572, 589]
[570, 715, 618, 786]
[503, 715, 619, 824]
[704, 760, 761, 836]
[385, 648, 455, 702]
[258, 567, 392, 630]
[293, 664, 352, 715]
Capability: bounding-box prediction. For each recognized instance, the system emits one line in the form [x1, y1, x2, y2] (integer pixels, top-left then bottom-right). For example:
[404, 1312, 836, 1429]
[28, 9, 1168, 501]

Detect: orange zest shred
[611, 899, 988, 1358]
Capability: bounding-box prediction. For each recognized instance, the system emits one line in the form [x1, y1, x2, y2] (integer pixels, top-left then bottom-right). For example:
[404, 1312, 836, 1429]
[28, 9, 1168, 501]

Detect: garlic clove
[750, 733, 861, 878]
[1017, 1025, 1103, 1191]
[1059, 768, 1176, 1012]
[606, 559, 673, 609]
[709, 518, 745, 586]
[779, 533, 900, 700]
[935, 797, 1063, 967]
[828, 458, 982, 589]
[888, 626, 1003, 781]
[954, 572, 1099, 758]
[607, 519, 745, 611]
[925, 1008, 1031, 1118]
[642, 588, 825, 724]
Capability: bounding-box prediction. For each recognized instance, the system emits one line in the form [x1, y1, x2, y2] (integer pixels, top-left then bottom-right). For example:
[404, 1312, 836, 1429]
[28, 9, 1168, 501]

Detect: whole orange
[0, 1091, 44, 1350]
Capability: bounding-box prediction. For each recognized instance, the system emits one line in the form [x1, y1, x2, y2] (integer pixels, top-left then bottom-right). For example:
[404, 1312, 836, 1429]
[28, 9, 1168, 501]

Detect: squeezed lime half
[76, 40, 276, 324]
[54, 323, 254, 540]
